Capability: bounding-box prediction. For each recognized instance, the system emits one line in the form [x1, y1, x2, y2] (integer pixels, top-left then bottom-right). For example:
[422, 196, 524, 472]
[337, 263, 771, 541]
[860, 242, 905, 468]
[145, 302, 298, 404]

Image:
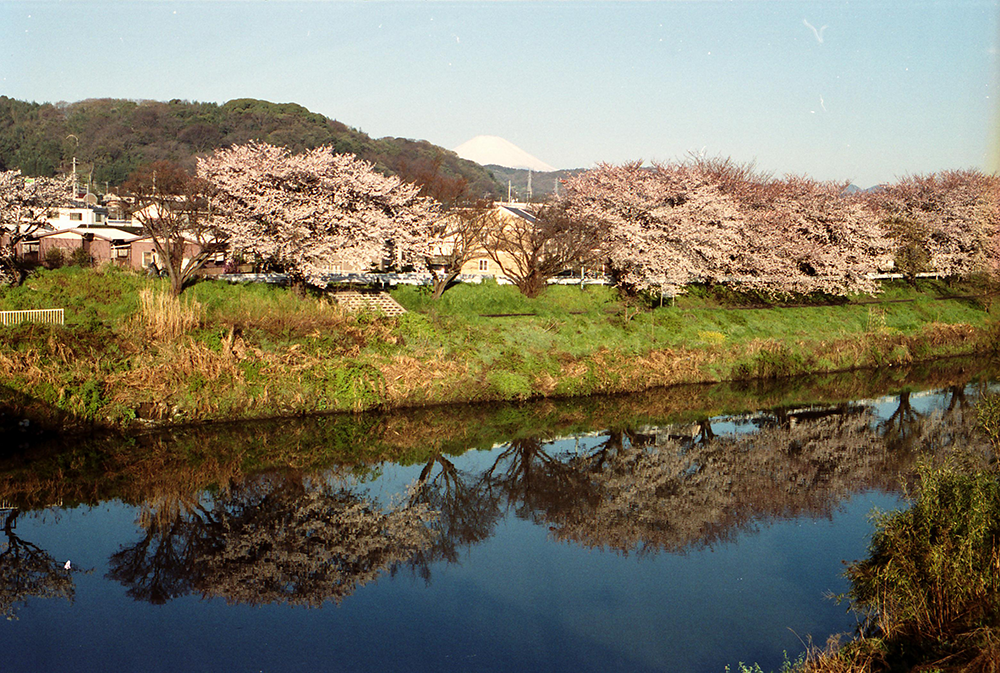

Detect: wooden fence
[0, 308, 65, 327]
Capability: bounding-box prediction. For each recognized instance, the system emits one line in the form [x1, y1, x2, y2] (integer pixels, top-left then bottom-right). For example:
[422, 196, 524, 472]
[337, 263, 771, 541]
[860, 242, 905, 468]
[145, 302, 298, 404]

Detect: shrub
[847, 465, 1000, 639]
[44, 248, 65, 269]
[69, 246, 93, 267]
[885, 217, 932, 285]
[831, 396, 1000, 673]
[977, 392, 1000, 454]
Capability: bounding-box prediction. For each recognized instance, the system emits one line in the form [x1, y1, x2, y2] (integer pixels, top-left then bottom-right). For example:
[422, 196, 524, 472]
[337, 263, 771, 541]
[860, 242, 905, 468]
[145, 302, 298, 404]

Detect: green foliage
[61, 378, 105, 420]
[315, 361, 387, 411]
[485, 370, 533, 400]
[840, 458, 1000, 670]
[731, 343, 805, 380]
[886, 217, 932, 284]
[429, 279, 535, 316]
[44, 248, 65, 269]
[0, 267, 994, 428]
[977, 392, 1000, 454]
[390, 284, 434, 313]
[395, 311, 437, 346]
[393, 281, 618, 319]
[0, 96, 501, 197]
[68, 247, 93, 268]
[678, 283, 850, 309]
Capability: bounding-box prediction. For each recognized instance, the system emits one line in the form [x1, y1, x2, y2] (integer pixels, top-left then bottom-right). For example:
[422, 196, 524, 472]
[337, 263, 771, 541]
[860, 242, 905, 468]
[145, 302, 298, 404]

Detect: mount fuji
[454, 135, 556, 172]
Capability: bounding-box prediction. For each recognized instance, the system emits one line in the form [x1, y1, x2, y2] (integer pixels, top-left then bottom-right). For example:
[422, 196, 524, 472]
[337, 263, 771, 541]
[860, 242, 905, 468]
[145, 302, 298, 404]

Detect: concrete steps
[332, 291, 407, 316]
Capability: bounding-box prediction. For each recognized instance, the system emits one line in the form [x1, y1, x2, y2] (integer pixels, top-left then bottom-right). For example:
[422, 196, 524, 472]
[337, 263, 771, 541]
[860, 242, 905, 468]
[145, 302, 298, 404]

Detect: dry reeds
[137, 288, 203, 341]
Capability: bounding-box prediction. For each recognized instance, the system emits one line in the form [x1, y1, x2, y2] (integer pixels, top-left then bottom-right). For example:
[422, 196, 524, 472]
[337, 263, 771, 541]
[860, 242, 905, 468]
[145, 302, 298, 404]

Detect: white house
[46, 204, 110, 230]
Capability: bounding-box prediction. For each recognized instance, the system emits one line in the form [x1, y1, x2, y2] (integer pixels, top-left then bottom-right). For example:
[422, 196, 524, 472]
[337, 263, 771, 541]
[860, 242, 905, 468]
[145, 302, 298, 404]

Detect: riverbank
[0, 356, 994, 515]
[0, 265, 996, 434]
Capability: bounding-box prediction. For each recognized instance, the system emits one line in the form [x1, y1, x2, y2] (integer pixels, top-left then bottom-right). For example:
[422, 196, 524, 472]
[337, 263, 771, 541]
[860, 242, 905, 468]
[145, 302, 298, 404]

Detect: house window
[69, 212, 83, 222]
[478, 259, 489, 272]
[95, 213, 103, 223]
[22, 241, 39, 253]
[113, 246, 130, 259]
[142, 251, 156, 268]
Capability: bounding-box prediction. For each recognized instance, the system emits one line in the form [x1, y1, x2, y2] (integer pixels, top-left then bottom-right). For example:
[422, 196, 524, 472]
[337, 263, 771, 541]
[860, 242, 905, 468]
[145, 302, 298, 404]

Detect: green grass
[0, 266, 995, 427]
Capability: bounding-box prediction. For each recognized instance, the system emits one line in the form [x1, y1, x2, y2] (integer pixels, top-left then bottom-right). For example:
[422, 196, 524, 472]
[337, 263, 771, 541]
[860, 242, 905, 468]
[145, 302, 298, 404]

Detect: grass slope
[0, 266, 996, 430]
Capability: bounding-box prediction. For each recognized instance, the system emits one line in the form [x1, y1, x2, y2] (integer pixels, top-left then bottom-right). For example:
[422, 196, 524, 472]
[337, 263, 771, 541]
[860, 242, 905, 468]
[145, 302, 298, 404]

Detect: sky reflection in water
[5, 379, 990, 672]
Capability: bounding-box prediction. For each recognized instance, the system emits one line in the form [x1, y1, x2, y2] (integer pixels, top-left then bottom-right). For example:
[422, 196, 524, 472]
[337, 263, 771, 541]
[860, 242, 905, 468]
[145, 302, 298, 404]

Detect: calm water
[1, 366, 995, 672]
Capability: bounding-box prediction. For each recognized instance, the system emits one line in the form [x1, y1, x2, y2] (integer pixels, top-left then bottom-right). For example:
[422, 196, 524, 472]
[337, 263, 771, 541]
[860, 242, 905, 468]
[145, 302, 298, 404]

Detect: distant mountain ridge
[0, 97, 502, 200]
[486, 165, 587, 201]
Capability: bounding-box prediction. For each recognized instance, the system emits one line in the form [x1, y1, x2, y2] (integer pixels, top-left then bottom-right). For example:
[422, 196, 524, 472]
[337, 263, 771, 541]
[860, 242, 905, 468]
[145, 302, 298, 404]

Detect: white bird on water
[64, 560, 71, 570]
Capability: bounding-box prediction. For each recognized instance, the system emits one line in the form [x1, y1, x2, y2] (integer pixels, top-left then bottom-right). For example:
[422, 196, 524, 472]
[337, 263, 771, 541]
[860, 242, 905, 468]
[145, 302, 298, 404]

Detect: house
[429, 201, 538, 281]
[24, 226, 143, 267]
[46, 204, 110, 230]
[130, 232, 227, 275]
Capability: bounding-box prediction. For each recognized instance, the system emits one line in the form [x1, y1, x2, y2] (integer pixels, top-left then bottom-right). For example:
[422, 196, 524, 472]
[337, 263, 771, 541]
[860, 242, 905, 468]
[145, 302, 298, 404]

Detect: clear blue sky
[3, 1, 998, 186]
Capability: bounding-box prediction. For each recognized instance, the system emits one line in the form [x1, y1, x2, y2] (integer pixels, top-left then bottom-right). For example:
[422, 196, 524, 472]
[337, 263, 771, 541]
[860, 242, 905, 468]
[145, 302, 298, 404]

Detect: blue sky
[2, 1, 998, 186]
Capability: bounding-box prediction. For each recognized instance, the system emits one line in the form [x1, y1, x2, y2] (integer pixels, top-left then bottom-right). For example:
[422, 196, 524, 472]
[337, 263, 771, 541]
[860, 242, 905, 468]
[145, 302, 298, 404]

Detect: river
[1, 359, 996, 672]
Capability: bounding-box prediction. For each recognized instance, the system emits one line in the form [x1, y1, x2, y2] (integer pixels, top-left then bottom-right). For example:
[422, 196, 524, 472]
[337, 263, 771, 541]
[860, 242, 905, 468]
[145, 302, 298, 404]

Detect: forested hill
[485, 165, 587, 201]
[0, 97, 502, 201]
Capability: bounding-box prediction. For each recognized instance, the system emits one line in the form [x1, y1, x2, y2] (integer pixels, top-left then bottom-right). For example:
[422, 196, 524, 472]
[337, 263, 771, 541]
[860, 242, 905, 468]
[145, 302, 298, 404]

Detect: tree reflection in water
[410, 388, 993, 559]
[108, 473, 437, 606]
[407, 454, 501, 577]
[97, 384, 997, 606]
[0, 509, 74, 619]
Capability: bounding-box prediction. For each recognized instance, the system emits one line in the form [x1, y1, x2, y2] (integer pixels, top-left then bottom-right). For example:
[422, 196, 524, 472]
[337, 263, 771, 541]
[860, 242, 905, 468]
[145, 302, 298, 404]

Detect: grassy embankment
[1, 357, 992, 513]
[0, 264, 996, 430]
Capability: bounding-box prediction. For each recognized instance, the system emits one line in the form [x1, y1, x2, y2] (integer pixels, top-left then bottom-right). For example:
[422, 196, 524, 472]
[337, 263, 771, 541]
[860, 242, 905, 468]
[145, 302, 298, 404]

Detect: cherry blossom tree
[564, 159, 893, 297]
[0, 170, 69, 285]
[562, 161, 745, 296]
[865, 170, 1000, 278]
[197, 142, 438, 287]
[740, 173, 891, 295]
[122, 161, 227, 296]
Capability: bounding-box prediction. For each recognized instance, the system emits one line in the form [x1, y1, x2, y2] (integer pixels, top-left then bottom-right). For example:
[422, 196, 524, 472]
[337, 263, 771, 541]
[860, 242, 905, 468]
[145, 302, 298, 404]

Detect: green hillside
[0, 96, 501, 201]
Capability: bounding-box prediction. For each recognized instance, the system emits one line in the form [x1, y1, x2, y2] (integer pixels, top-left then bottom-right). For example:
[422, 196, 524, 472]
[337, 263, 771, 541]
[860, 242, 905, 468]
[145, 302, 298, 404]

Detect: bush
[69, 247, 93, 267]
[44, 248, 65, 269]
[807, 394, 1000, 673]
[827, 394, 1000, 672]
[977, 392, 1000, 454]
[885, 217, 931, 285]
[847, 465, 1000, 638]
[837, 464, 1000, 671]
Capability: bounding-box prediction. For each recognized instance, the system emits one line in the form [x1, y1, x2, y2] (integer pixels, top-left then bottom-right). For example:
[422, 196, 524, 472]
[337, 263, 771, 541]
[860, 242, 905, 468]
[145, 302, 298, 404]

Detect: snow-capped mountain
[454, 135, 556, 172]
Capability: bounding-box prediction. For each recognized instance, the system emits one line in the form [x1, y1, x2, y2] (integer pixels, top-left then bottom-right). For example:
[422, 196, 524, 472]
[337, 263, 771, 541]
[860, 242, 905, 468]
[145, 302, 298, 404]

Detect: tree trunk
[517, 272, 546, 298]
[431, 271, 460, 300]
[0, 244, 25, 287]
